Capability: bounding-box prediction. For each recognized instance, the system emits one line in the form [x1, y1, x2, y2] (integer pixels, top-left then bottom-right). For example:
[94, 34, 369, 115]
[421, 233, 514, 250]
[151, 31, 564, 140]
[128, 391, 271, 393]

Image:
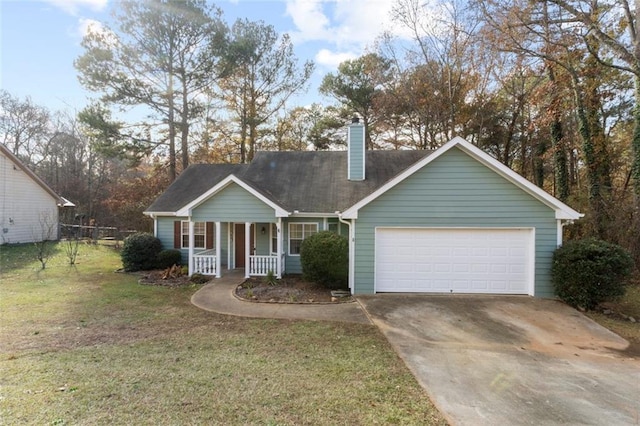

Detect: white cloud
[76, 18, 118, 46]
[286, 0, 412, 72]
[286, 0, 404, 47]
[315, 49, 357, 68]
[285, 0, 331, 42]
[77, 18, 102, 38]
[45, 0, 108, 16]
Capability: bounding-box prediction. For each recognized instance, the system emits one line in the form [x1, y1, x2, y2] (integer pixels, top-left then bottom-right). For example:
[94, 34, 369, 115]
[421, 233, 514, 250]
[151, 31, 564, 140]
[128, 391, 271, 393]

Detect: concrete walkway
[191, 270, 371, 324]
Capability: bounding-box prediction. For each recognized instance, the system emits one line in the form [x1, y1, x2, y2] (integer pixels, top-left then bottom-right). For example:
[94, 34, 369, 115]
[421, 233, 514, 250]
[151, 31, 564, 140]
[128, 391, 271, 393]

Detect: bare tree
[32, 210, 57, 270]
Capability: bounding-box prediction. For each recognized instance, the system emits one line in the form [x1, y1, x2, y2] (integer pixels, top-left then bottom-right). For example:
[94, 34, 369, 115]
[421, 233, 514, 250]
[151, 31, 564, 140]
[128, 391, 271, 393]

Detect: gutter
[338, 212, 355, 294]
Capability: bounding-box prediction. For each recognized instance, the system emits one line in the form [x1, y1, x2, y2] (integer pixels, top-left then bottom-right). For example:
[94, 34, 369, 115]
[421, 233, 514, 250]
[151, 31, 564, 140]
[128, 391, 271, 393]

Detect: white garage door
[375, 228, 533, 294]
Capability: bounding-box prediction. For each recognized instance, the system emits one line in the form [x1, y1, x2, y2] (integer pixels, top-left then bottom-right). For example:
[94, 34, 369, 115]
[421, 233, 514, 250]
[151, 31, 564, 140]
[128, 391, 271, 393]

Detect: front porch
[192, 250, 285, 278]
[187, 220, 284, 279]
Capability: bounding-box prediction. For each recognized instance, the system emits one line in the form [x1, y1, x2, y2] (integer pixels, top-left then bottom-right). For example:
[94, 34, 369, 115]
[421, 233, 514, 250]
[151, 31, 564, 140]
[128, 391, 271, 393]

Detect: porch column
[215, 221, 221, 278]
[276, 218, 282, 279]
[188, 219, 195, 276]
[244, 222, 251, 278]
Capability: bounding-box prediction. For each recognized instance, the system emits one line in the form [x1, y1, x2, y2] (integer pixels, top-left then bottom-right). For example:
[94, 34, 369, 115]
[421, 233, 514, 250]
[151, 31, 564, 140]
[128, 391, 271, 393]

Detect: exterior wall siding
[348, 123, 365, 181]
[192, 183, 275, 223]
[156, 216, 229, 267]
[282, 218, 323, 274]
[0, 151, 60, 244]
[353, 147, 558, 297]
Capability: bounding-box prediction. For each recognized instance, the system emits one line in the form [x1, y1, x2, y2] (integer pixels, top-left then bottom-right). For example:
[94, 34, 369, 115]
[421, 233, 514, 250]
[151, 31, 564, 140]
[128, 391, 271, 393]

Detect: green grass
[0, 243, 446, 425]
[586, 279, 640, 351]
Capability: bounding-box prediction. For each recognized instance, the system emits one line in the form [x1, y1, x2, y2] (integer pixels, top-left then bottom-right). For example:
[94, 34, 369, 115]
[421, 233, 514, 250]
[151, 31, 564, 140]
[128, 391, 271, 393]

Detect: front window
[181, 221, 207, 249]
[288, 223, 318, 255]
[271, 223, 278, 254]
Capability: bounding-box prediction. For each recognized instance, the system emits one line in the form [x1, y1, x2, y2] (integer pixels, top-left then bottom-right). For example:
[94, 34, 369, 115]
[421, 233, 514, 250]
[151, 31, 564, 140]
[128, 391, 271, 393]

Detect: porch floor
[190, 269, 370, 324]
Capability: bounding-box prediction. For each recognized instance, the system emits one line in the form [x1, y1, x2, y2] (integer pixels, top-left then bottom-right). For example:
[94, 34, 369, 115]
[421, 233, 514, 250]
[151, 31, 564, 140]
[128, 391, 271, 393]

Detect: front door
[234, 224, 255, 268]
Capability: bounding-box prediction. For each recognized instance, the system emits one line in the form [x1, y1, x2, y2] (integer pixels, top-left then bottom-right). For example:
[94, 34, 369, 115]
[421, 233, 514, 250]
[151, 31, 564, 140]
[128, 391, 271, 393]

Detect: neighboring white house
[0, 143, 73, 244]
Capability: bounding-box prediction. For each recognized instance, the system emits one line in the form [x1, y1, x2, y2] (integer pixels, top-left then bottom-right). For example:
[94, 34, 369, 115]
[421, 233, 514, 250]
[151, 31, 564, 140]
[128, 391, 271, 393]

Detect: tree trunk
[571, 73, 606, 237]
[547, 65, 569, 201]
[180, 79, 189, 172]
[632, 76, 640, 202]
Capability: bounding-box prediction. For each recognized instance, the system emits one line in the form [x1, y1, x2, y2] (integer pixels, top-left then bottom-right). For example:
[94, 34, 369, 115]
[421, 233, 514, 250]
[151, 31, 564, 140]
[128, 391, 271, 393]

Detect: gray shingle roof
[145, 150, 432, 214]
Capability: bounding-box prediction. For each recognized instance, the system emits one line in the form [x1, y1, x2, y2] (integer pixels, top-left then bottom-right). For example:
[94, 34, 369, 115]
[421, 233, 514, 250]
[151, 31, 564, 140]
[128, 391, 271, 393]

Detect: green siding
[156, 217, 229, 267]
[282, 218, 323, 274]
[348, 124, 365, 180]
[353, 147, 558, 297]
[192, 182, 276, 222]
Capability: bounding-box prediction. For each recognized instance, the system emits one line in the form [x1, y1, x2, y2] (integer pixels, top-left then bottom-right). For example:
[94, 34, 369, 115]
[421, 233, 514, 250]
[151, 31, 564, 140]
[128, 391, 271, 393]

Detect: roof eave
[342, 137, 584, 221]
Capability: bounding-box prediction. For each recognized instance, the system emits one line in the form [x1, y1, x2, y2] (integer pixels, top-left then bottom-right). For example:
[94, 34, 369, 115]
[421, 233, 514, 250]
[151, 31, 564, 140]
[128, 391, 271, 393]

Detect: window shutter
[206, 222, 214, 249]
[174, 221, 181, 249]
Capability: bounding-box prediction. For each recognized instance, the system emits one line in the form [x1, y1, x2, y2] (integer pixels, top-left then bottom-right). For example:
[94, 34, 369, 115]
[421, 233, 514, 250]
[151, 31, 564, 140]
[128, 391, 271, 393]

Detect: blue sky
[0, 0, 404, 115]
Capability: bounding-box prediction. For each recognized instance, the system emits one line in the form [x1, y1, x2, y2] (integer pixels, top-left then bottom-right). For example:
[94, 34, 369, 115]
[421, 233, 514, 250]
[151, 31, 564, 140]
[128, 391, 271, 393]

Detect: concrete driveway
[357, 295, 640, 426]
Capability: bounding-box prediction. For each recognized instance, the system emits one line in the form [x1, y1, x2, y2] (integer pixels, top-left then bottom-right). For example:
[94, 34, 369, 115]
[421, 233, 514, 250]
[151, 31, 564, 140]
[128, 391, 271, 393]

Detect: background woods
[1, 0, 638, 262]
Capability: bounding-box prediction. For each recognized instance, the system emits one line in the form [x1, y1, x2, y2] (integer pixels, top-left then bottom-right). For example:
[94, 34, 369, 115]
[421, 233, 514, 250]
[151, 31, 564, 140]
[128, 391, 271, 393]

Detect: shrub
[552, 238, 635, 310]
[190, 273, 209, 284]
[263, 269, 278, 286]
[121, 232, 162, 272]
[300, 231, 348, 290]
[156, 249, 182, 269]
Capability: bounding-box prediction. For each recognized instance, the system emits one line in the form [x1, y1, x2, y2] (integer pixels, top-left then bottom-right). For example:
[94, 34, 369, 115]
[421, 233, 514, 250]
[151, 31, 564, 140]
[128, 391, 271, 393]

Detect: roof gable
[176, 174, 289, 217]
[0, 143, 66, 206]
[341, 137, 583, 220]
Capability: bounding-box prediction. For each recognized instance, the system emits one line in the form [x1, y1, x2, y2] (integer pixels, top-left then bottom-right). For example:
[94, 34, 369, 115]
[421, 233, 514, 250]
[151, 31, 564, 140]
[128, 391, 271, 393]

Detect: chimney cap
[351, 116, 360, 124]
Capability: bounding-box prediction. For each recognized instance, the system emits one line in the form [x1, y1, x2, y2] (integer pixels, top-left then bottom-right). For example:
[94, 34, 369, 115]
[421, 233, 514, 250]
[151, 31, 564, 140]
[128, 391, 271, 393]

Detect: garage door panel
[375, 228, 532, 294]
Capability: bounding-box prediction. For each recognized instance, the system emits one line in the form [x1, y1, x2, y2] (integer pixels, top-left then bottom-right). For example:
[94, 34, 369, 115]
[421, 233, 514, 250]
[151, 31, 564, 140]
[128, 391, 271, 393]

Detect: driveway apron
[357, 294, 640, 426]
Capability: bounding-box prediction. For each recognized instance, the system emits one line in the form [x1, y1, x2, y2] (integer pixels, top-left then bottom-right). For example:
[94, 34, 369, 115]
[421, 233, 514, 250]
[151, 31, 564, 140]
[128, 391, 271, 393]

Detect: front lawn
[0, 243, 446, 425]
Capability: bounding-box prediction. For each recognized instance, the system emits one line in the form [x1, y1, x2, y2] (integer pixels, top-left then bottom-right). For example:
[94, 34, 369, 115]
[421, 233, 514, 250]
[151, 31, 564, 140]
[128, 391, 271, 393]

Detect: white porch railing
[193, 249, 217, 275]
[249, 255, 278, 276]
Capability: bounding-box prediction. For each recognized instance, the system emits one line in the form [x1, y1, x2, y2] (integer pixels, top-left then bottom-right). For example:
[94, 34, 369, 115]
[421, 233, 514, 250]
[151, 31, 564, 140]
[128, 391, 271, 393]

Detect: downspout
[338, 213, 355, 294]
[557, 219, 574, 248]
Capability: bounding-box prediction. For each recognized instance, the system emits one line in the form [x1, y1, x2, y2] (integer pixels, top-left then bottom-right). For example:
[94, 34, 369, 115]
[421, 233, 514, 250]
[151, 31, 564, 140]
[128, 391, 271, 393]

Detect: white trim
[374, 226, 535, 296]
[557, 220, 564, 247]
[181, 220, 207, 249]
[338, 215, 354, 293]
[276, 218, 282, 278]
[175, 174, 289, 217]
[215, 221, 221, 278]
[289, 211, 339, 218]
[188, 220, 195, 276]
[287, 222, 319, 256]
[245, 222, 251, 278]
[342, 137, 583, 221]
[143, 211, 176, 217]
[227, 224, 232, 269]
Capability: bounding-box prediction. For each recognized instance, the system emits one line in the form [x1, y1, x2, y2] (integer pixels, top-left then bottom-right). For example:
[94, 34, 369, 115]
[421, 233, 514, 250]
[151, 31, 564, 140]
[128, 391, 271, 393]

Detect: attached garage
[375, 228, 534, 295]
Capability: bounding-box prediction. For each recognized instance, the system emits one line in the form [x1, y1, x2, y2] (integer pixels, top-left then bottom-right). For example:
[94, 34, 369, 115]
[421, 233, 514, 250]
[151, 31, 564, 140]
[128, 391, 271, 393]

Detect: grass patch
[586, 279, 640, 353]
[0, 243, 446, 425]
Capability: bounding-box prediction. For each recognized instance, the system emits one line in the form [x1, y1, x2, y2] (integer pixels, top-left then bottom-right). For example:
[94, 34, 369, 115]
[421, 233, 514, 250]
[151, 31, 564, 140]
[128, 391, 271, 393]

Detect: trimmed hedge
[300, 231, 348, 290]
[121, 232, 163, 272]
[156, 249, 182, 269]
[552, 238, 634, 310]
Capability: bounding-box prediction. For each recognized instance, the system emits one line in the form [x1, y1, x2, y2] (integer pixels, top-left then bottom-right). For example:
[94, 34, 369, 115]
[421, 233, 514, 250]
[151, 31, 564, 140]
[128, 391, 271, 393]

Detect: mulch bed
[137, 269, 209, 287]
[235, 275, 353, 304]
[135, 269, 351, 304]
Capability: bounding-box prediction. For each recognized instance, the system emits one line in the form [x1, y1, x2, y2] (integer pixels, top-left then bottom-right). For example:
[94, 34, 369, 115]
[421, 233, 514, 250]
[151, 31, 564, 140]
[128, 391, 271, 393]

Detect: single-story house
[145, 119, 582, 296]
[0, 143, 74, 244]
